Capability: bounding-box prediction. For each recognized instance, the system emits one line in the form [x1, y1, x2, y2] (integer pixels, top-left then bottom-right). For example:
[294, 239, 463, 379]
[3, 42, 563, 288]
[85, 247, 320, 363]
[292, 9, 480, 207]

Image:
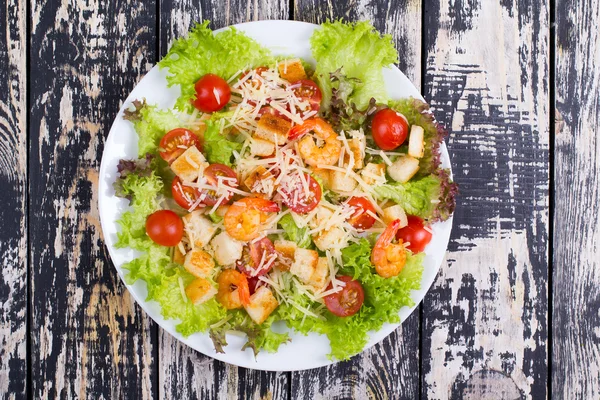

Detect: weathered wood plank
[29, 1, 159, 398]
[291, 1, 423, 399]
[553, 0, 600, 398]
[158, 2, 290, 399]
[421, 0, 549, 398]
[0, 0, 27, 398]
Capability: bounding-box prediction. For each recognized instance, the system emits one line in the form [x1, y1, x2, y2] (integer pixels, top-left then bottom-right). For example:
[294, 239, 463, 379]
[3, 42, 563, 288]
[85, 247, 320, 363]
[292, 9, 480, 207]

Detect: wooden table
[1, 0, 598, 398]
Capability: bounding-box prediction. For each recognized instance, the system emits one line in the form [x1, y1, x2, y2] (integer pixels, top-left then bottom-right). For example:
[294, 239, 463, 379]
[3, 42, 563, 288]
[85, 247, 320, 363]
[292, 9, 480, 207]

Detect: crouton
[170, 146, 208, 183]
[309, 167, 331, 189]
[408, 125, 425, 158]
[210, 231, 243, 266]
[182, 211, 217, 248]
[313, 227, 348, 252]
[274, 239, 297, 271]
[360, 163, 387, 185]
[172, 244, 186, 265]
[250, 137, 276, 157]
[185, 278, 217, 305]
[278, 58, 307, 82]
[244, 287, 279, 325]
[243, 165, 276, 192]
[290, 248, 319, 283]
[387, 156, 420, 183]
[382, 205, 408, 227]
[184, 249, 215, 278]
[344, 137, 366, 170]
[309, 257, 329, 292]
[330, 170, 358, 192]
[254, 113, 291, 145]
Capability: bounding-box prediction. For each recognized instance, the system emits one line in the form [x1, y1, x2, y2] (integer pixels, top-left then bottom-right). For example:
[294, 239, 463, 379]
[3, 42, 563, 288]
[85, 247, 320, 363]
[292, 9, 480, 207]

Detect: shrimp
[224, 197, 280, 241]
[216, 269, 250, 309]
[371, 219, 407, 278]
[289, 118, 342, 167]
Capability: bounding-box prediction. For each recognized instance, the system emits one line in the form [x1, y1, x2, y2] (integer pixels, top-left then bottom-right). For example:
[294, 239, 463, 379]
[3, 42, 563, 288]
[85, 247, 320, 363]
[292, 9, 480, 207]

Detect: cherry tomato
[247, 276, 260, 295]
[172, 176, 202, 209]
[396, 215, 432, 253]
[192, 74, 231, 112]
[280, 174, 322, 214]
[242, 66, 269, 90]
[159, 128, 202, 164]
[346, 197, 377, 230]
[293, 79, 322, 111]
[237, 237, 276, 277]
[145, 210, 183, 246]
[200, 164, 239, 206]
[324, 276, 365, 317]
[371, 108, 409, 150]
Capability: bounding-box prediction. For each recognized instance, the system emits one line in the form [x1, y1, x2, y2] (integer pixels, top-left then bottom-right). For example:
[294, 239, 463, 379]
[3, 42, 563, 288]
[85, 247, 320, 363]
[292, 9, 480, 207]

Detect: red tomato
[371, 108, 409, 150]
[280, 174, 322, 214]
[346, 197, 377, 230]
[237, 237, 276, 277]
[145, 210, 183, 246]
[396, 215, 433, 253]
[242, 66, 269, 90]
[192, 74, 231, 112]
[324, 276, 365, 317]
[171, 176, 202, 209]
[247, 276, 260, 295]
[200, 164, 239, 206]
[159, 128, 202, 164]
[293, 79, 322, 111]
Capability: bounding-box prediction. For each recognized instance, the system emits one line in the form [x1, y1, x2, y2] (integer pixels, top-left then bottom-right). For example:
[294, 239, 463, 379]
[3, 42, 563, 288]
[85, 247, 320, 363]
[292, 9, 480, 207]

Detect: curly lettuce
[202, 114, 243, 166]
[311, 20, 398, 110]
[278, 214, 313, 249]
[159, 21, 273, 112]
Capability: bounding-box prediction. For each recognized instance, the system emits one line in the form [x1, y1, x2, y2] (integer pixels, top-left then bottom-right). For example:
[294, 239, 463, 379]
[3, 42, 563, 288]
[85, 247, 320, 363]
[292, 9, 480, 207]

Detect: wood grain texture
[422, 0, 549, 398]
[553, 0, 600, 398]
[0, 0, 27, 399]
[158, 2, 290, 399]
[291, 1, 423, 399]
[29, 1, 159, 398]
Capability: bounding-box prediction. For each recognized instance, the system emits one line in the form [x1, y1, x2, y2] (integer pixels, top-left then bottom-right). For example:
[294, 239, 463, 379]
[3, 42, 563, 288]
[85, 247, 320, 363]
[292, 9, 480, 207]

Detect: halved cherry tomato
[324, 276, 365, 317]
[241, 66, 269, 90]
[192, 74, 231, 112]
[371, 108, 409, 150]
[145, 210, 183, 246]
[396, 215, 432, 253]
[346, 197, 377, 230]
[237, 237, 276, 277]
[247, 276, 260, 295]
[280, 174, 322, 214]
[159, 128, 202, 163]
[172, 176, 202, 209]
[293, 79, 322, 111]
[199, 164, 239, 206]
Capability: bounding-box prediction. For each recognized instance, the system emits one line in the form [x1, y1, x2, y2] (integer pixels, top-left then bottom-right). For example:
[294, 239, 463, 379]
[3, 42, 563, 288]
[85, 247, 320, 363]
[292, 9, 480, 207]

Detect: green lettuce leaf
[373, 170, 457, 222]
[311, 20, 398, 110]
[158, 21, 273, 112]
[203, 116, 243, 166]
[278, 214, 313, 248]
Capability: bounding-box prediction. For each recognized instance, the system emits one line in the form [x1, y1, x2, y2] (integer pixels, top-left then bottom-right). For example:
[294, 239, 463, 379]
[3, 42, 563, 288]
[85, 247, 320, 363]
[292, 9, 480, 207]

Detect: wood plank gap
[25, 0, 32, 398]
[289, 0, 294, 20]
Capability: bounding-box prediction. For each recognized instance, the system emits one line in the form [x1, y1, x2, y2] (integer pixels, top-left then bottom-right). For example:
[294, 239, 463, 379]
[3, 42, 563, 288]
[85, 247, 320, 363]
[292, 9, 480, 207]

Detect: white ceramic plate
[98, 20, 453, 371]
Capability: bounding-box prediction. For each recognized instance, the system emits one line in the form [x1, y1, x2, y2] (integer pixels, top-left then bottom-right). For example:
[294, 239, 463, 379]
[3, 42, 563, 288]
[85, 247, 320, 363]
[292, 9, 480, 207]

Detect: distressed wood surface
[421, 0, 549, 399]
[0, 0, 27, 399]
[28, 1, 158, 398]
[158, 1, 290, 399]
[291, 1, 423, 399]
[553, 0, 600, 398]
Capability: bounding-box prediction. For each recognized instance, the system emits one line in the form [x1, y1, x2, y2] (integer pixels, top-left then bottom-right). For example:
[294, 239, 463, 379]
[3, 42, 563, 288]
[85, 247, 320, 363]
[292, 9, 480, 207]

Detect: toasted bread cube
[250, 137, 276, 157]
[184, 249, 215, 278]
[255, 113, 291, 145]
[388, 156, 420, 183]
[360, 163, 387, 185]
[274, 239, 297, 271]
[243, 165, 275, 192]
[170, 146, 208, 183]
[185, 278, 217, 305]
[290, 248, 319, 283]
[382, 205, 408, 227]
[244, 287, 279, 325]
[309, 257, 329, 292]
[330, 170, 358, 192]
[310, 206, 333, 228]
[173, 244, 186, 265]
[309, 167, 331, 188]
[344, 137, 366, 170]
[210, 231, 243, 266]
[408, 125, 425, 158]
[313, 227, 348, 252]
[183, 211, 217, 248]
[278, 58, 307, 82]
